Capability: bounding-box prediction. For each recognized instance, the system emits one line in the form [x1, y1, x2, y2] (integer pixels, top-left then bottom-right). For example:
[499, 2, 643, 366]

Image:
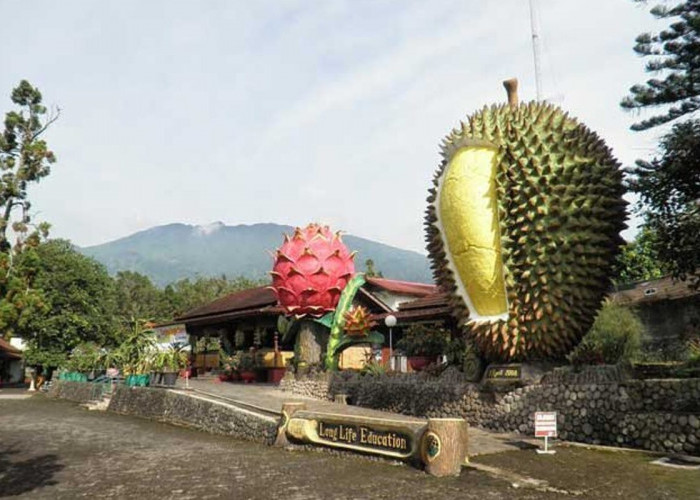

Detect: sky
[2, 0, 667, 253]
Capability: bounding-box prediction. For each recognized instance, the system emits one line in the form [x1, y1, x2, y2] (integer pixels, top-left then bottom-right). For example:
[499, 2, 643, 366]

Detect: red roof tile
[372, 306, 453, 324]
[397, 292, 449, 311]
[0, 337, 22, 359]
[365, 277, 436, 297]
[182, 305, 285, 327]
[177, 278, 440, 325]
[177, 286, 277, 320]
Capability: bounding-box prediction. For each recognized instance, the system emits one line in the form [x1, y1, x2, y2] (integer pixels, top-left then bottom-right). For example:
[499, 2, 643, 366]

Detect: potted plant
[397, 324, 450, 371]
[238, 353, 256, 384]
[65, 342, 101, 381]
[60, 355, 86, 382]
[122, 352, 151, 387]
[149, 351, 164, 386]
[117, 320, 157, 386]
[218, 354, 239, 382]
[161, 344, 187, 386]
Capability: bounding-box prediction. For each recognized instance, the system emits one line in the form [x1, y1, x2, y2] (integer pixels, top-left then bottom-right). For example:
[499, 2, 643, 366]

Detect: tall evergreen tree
[623, 1, 700, 287]
[621, 1, 700, 130]
[629, 121, 700, 286]
[0, 81, 58, 338]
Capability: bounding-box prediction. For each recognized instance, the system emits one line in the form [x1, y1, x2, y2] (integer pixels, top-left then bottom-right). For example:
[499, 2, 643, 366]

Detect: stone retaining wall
[279, 373, 332, 400]
[282, 369, 700, 456]
[108, 386, 278, 445]
[49, 381, 278, 445]
[48, 380, 108, 403]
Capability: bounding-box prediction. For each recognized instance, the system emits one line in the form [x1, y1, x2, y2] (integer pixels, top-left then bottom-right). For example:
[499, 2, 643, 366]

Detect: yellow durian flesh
[437, 145, 508, 321]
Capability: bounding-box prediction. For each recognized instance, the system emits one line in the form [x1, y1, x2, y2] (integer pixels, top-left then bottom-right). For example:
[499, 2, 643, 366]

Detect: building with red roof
[174, 277, 450, 372]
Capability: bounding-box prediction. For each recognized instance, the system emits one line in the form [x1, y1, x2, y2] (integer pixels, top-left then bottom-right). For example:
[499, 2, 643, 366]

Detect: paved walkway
[5, 396, 697, 499]
[178, 377, 540, 457]
[0, 387, 33, 400]
[0, 396, 560, 499]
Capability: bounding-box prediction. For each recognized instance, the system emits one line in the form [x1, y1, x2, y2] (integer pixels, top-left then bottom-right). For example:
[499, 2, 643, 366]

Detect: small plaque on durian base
[484, 363, 522, 382]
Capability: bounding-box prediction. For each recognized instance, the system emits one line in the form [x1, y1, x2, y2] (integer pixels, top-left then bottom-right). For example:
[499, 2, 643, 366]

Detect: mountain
[79, 222, 434, 286]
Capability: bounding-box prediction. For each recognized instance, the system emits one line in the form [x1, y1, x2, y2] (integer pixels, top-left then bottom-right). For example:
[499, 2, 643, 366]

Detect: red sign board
[534, 411, 557, 438]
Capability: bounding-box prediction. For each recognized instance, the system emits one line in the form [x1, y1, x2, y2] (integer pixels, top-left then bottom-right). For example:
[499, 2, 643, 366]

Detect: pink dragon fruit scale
[269, 223, 356, 317]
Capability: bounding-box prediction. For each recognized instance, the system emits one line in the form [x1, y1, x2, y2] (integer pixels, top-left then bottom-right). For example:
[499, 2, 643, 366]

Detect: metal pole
[529, 0, 543, 100]
[389, 327, 393, 370]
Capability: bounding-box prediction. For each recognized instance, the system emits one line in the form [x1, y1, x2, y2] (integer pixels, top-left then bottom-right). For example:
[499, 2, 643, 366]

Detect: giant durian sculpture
[425, 79, 627, 362]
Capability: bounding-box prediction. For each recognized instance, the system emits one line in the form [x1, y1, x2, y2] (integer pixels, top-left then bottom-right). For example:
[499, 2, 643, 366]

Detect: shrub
[396, 323, 450, 357]
[69, 342, 102, 372]
[360, 360, 388, 377]
[568, 302, 646, 366]
[686, 338, 700, 367]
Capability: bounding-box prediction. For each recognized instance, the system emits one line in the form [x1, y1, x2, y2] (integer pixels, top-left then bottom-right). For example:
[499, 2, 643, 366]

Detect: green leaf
[331, 331, 384, 357]
[313, 312, 334, 329]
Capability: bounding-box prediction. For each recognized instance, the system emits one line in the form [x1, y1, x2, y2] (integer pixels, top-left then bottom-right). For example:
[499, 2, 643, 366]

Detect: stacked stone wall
[48, 380, 108, 403]
[108, 386, 278, 445]
[282, 369, 700, 456]
[279, 372, 332, 400]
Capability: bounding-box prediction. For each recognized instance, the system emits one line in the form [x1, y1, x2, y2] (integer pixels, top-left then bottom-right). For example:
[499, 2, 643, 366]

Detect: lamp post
[384, 315, 397, 370]
[28, 368, 36, 392]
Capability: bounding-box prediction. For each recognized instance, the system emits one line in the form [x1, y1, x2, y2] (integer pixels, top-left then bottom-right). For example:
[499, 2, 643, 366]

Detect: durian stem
[503, 78, 519, 107]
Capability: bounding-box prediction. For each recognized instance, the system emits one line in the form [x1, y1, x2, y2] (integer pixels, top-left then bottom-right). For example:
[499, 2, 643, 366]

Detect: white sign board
[534, 411, 557, 438]
[153, 324, 188, 346]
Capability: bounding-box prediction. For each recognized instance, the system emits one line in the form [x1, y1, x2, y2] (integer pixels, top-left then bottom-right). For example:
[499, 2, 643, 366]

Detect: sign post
[534, 411, 557, 455]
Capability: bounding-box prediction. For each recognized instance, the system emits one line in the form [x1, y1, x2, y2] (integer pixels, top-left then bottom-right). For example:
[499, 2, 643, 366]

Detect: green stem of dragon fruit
[324, 274, 366, 371]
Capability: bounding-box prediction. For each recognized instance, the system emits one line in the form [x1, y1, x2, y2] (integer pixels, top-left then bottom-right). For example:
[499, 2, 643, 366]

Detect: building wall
[635, 296, 700, 357]
[8, 359, 24, 383]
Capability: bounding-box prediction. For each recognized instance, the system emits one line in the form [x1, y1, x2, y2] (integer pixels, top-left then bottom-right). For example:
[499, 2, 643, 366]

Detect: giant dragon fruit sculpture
[270, 223, 383, 371]
[270, 223, 356, 317]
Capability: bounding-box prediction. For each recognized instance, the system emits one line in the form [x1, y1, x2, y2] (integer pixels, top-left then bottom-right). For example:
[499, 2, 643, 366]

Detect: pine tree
[622, 2, 700, 288]
[621, 1, 700, 130]
[629, 121, 700, 287]
[0, 81, 58, 337]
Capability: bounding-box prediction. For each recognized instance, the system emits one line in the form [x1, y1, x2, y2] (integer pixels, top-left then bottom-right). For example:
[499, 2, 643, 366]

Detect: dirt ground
[0, 396, 698, 499]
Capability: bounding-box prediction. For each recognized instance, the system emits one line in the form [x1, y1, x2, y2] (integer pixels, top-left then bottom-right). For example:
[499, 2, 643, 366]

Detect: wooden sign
[285, 410, 425, 460]
[281, 407, 469, 477]
[317, 421, 411, 454]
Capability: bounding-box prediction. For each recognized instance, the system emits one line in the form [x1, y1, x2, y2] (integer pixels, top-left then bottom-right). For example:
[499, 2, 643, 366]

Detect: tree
[0, 81, 58, 338]
[613, 227, 668, 284]
[18, 240, 120, 368]
[364, 258, 383, 278]
[621, 1, 700, 130]
[162, 275, 264, 318]
[622, 2, 700, 287]
[629, 121, 700, 287]
[114, 271, 168, 323]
